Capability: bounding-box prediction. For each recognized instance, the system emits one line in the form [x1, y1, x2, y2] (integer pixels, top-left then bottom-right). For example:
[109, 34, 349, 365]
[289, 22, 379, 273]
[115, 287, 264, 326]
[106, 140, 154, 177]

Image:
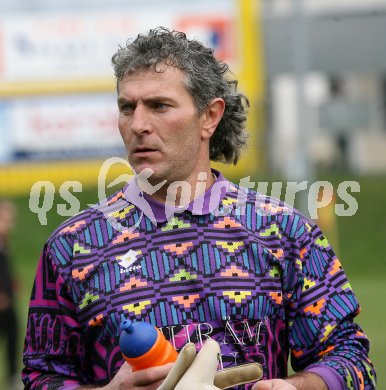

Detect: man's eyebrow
[143, 96, 176, 104]
[117, 96, 176, 104]
[117, 97, 133, 105]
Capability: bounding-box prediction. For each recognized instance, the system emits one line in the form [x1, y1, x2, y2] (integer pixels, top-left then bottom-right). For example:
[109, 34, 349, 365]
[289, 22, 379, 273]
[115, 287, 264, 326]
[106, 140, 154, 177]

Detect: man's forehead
[117, 67, 187, 97]
[122, 65, 184, 82]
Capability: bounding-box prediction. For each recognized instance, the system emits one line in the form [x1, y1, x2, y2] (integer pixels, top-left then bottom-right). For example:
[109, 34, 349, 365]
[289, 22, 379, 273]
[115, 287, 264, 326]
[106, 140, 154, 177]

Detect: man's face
[117, 66, 210, 186]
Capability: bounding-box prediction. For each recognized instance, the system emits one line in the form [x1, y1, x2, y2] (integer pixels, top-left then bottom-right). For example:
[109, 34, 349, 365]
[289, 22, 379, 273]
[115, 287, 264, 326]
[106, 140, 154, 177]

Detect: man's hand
[159, 339, 262, 390]
[252, 372, 328, 390]
[252, 379, 296, 390]
[80, 338, 260, 390]
[101, 362, 173, 390]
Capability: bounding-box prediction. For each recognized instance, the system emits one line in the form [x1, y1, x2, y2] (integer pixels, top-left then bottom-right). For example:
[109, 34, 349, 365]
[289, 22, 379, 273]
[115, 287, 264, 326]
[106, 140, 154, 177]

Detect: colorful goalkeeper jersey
[22, 171, 376, 389]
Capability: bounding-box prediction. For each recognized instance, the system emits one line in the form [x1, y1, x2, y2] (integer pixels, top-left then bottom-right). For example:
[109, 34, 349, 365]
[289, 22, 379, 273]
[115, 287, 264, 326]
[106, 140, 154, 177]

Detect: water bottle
[119, 319, 178, 371]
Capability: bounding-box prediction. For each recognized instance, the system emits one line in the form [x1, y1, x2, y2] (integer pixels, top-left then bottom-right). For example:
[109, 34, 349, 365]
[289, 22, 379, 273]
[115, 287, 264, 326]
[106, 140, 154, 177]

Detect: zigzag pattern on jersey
[47, 187, 309, 329]
[52, 187, 345, 314]
[315, 352, 376, 389]
[158, 203, 285, 324]
[61, 208, 285, 326]
[35, 183, 373, 389]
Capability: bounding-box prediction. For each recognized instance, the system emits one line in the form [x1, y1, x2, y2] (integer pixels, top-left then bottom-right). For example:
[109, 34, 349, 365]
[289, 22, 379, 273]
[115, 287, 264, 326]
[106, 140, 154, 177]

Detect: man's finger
[132, 363, 174, 386]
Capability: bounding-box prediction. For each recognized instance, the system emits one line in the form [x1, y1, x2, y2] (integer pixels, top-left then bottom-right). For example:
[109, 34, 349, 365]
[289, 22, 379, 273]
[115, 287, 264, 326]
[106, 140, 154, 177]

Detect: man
[0, 201, 20, 389]
[22, 27, 376, 389]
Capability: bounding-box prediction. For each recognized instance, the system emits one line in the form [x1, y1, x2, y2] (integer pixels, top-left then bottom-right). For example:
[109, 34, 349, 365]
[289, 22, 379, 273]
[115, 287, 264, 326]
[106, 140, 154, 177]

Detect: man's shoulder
[225, 182, 316, 233]
[228, 183, 297, 214]
[47, 188, 129, 244]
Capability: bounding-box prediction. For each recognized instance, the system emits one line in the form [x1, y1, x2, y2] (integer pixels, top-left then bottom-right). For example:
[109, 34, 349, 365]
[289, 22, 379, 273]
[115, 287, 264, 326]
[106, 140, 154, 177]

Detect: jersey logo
[117, 249, 142, 273]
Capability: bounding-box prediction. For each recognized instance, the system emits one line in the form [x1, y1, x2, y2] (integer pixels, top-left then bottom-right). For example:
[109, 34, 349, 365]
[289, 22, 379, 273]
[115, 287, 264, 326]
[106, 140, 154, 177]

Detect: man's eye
[153, 102, 168, 110]
[120, 104, 134, 113]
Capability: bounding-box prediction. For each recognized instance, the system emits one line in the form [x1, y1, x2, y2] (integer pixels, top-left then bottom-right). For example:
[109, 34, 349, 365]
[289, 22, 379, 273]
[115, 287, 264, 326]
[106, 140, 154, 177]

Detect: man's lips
[132, 147, 158, 157]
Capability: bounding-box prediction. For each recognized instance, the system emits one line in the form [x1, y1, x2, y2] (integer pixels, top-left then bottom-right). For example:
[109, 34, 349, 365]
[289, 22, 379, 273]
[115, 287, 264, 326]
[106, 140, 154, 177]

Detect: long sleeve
[284, 221, 376, 389]
[22, 245, 87, 389]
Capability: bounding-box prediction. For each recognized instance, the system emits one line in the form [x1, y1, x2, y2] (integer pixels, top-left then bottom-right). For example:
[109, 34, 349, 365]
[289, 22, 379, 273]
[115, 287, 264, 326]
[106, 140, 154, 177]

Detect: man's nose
[130, 105, 151, 135]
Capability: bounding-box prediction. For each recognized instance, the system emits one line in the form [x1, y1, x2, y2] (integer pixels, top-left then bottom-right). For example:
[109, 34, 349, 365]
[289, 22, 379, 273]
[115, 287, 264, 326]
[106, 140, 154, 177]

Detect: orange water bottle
[119, 319, 178, 371]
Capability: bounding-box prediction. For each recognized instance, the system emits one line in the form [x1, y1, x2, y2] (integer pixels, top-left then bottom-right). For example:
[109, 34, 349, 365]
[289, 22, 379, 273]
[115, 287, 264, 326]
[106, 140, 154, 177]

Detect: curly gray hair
[111, 27, 249, 164]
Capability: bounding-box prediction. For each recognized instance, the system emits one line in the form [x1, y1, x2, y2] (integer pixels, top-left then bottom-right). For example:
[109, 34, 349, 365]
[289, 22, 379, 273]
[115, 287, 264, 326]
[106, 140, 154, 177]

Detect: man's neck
[141, 170, 217, 207]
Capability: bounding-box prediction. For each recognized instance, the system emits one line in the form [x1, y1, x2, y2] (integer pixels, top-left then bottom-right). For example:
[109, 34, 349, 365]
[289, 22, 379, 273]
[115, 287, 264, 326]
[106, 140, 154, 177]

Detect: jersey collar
[123, 169, 230, 224]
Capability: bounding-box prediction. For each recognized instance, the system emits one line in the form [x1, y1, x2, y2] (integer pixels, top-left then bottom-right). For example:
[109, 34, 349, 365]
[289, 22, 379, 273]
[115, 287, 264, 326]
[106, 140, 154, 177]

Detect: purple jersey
[22, 171, 376, 389]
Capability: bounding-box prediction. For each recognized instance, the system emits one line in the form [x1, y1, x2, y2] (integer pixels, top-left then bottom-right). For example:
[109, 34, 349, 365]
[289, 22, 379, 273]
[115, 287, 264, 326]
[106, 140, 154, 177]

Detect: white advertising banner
[0, 94, 124, 161]
[0, 2, 236, 83]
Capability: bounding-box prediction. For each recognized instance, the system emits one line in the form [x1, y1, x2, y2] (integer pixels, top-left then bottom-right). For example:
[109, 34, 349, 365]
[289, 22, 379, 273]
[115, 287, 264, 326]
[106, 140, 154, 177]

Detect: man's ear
[201, 98, 225, 140]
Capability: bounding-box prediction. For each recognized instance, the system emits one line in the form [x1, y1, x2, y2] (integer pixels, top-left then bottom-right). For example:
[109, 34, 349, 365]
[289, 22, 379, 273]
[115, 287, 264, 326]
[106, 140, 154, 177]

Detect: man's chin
[134, 166, 159, 179]
[130, 164, 156, 176]
[132, 167, 168, 191]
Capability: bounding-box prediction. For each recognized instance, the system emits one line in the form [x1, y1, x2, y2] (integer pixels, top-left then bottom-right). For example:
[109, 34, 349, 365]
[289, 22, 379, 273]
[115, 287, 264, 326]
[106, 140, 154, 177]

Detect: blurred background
[0, 0, 385, 388]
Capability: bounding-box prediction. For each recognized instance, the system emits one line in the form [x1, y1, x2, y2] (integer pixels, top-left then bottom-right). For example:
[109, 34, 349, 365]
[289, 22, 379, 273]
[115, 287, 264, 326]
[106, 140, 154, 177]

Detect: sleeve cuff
[304, 365, 345, 390]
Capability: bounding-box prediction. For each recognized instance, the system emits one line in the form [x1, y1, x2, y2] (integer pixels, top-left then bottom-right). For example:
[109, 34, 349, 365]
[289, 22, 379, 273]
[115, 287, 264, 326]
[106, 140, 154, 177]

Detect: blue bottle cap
[119, 320, 159, 358]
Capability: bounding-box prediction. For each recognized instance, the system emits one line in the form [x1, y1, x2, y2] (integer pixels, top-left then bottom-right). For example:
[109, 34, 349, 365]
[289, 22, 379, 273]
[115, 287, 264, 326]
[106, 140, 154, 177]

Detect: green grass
[1, 174, 385, 387]
[330, 175, 386, 387]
